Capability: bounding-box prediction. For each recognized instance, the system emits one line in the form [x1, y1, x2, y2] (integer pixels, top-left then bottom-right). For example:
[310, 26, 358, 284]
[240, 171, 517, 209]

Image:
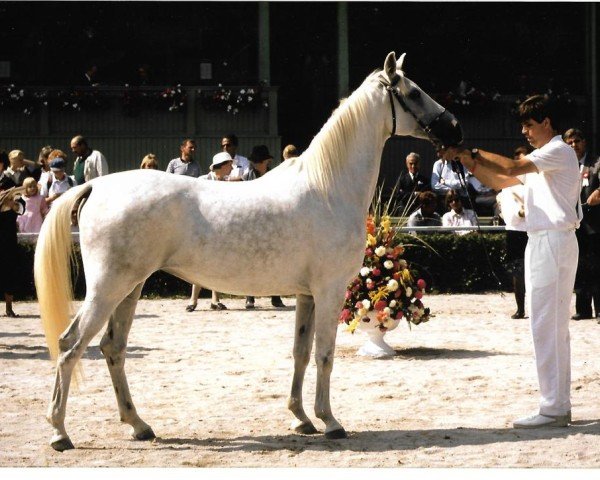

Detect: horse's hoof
[50, 437, 75, 452]
[325, 428, 348, 440]
[294, 422, 318, 435]
[134, 427, 156, 441]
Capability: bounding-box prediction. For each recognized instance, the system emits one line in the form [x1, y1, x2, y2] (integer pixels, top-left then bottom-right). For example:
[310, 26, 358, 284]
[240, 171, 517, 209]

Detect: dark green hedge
[15, 233, 512, 300]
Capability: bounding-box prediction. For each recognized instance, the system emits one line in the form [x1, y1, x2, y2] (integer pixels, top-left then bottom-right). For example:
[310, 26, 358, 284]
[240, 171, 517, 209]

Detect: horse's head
[380, 51, 463, 149]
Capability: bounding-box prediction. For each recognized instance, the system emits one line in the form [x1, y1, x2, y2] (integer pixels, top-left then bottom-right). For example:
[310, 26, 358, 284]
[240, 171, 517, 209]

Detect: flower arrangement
[339, 206, 430, 334]
[200, 85, 269, 115]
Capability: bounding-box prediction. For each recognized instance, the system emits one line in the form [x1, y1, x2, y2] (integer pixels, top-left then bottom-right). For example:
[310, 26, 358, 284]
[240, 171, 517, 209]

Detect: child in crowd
[17, 177, 48, 233]
[140, 153, 159, 169]
[40, 157, 76, 207]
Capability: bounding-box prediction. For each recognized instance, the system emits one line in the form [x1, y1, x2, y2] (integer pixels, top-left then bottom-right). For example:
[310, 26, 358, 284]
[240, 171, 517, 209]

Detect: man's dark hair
[180, 138, 196, 147]
[445, 189, 461, 207]
[223, 133, 238, 146]
[72, 135, 88, 147]
[517, 94, 561, 132]
[418, 190, 437, 207]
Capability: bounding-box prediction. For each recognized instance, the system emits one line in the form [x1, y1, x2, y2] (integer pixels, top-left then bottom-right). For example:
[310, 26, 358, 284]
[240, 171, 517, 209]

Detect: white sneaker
[513, 412, 570, 429]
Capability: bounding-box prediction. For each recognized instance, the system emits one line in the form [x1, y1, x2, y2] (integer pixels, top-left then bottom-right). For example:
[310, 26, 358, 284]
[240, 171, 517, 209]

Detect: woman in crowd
[140, 153, 159, 169]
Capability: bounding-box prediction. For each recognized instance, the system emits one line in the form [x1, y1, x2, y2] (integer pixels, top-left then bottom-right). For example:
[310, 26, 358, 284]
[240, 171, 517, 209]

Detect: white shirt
[442, 208, 477, 235]
[229, 154, 249, 179]
[517, 135, 581, 232]
[431, 159, 465, 193]
[40, 173, 77, 198]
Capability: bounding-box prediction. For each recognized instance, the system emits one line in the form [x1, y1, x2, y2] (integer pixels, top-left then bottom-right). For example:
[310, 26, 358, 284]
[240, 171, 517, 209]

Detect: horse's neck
[327, 99, 388, 213]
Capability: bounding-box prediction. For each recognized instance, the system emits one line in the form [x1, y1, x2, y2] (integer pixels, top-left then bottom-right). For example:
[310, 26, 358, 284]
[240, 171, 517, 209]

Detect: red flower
[374, 300, 387, 311]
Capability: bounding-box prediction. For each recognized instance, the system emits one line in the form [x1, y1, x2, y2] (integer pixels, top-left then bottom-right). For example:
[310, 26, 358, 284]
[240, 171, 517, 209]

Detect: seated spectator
[282, 144, 299, 161]
[40, 157, 77, 207]
[140, 153, 159, 169]
[242, 145, 286, 309]
[442, 189, 477, 235]
[430, 149, 470, 214]
[221, 134, 249, 180]
[407, 191, 442, 233]
[4, 150, 38, 186]
[186, 152, 235, 312]
[397, 152, 430, 214]
[468, 175, 499, 216]
[17, 177, 48, 233]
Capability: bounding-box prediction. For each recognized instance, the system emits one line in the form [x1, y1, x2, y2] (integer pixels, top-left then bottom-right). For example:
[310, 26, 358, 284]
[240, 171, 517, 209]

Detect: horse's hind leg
[313, 288, 348, 439]
[99, 282, 155, 441]
[287, 294, 318, 434]
[47, 299, 118, 451]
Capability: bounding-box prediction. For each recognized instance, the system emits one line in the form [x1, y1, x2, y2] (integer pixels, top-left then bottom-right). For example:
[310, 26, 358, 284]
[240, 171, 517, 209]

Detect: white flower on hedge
[383, 260, 394, 270]
[387, 279, 399, 291]
[389, 300, 397, 308]
[405, 287, 413, 297]
[360, 267, 370, 277]
[375, 246, 386, 257]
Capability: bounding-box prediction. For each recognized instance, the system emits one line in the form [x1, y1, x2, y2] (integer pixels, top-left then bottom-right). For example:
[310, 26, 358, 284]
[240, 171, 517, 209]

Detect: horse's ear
[397, 53, 406, 71]
[384, 51, 397, 80]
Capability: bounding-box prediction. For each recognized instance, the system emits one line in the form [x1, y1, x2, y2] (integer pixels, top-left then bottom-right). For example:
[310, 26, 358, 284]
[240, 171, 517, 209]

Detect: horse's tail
[35, 184, 92, 361]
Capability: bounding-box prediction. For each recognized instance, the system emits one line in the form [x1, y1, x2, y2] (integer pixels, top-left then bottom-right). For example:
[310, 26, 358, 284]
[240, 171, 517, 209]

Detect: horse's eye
[408, 89, 421, 100]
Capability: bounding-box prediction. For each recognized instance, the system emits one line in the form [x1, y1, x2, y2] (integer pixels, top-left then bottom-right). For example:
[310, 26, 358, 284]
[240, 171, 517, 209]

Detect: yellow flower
[381, 215, 391, 233]
[368, 286, 389, 304]
[402, 269, 413, 282]
[367, 234, 377, 246]
[347, 315, 361, 333]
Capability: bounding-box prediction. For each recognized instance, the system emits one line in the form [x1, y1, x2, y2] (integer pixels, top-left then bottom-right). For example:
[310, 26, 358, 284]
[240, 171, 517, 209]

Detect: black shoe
[511, 311, 525, 319]
[571, 313, 592, 321]
[272, 300, 286, 308]
[245, 302, 255, 309]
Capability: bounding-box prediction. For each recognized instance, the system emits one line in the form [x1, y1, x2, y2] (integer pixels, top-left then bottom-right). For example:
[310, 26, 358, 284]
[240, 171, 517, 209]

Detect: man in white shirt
[443, 95, 581, 429]
[220, 134, 249, 180]
[431, 149, 469, 213]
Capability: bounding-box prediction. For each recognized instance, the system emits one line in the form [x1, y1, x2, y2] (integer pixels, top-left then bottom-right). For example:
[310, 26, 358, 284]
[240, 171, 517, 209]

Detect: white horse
[35, 52, 462, 451]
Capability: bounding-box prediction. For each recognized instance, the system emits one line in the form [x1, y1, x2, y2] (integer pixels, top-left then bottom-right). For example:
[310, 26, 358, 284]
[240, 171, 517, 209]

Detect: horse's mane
[302, 70, 386, 195]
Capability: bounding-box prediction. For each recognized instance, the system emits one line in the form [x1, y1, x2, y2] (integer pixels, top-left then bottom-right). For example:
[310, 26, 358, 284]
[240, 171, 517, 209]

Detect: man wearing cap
[186, 151, 234, 312]
[70, 135, 109, 184]
[242, 145, 286, 309]
[221, 134, 249, 180]
[40, 157, 77, 207]
[166, 138, 201, 177]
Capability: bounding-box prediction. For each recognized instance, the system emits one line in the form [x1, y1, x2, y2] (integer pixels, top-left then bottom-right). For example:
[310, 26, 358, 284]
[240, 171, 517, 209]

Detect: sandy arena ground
[0, 293, 599, 469]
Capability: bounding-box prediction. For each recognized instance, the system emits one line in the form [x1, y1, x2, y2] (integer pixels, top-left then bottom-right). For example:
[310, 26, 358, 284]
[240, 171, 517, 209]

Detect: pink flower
[417, 279, 427, 289]
[355, 301, 364, 310]
[345, 291, 352, 300]
[365, 248, 373, 256]
[372, 268, 381, 277]
[339, 309, 352, 322]
[395, 310, 404, 319]
[415, 290, 423, 300]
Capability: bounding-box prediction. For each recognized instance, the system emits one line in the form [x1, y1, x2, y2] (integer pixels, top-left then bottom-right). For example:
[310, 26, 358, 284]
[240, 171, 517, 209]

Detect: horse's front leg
[99, 282, 155, 441]
[288, 294, 318, 434]
[313, 287, 348, 439]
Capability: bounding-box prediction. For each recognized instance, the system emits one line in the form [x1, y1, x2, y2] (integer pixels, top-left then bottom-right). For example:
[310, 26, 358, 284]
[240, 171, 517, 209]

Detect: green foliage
[16, 232, 511, 300]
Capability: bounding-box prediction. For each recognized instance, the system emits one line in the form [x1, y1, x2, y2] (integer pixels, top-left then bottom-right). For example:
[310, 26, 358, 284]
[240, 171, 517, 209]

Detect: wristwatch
[470, 148, 479, 159]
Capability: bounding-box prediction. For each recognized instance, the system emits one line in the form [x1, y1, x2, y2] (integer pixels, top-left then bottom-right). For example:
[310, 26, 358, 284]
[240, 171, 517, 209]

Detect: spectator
[406, 191, 442, 233]
[0, 150, 8, 178]
[165, 139, 201, 177]
[84, 64, 99, 86]
[17, 177, 48, 233]
[431, 149, 470, 214]
[442, 189, 477, 235]
[468, 175, 499, 217]
[242, 145, 286, 309]
[37, 145, 54, 187]
[4, 150, 37, 186]
[282, 144, 298, 161]
[186, 152, 234, 312]
[140, 153, 159, 170]
[70, 135, 109, 184]
[0, 184, 26, 317]
[497, 146, 531, 319]
[41, 157, 76, 207]
[563, 128, 600, 321]
[221, 134, 249, 179]
[397, 152, 430, 214]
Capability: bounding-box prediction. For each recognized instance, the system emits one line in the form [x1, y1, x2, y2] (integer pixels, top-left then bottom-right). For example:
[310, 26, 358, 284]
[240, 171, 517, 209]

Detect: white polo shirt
[517, 135, 581, 232]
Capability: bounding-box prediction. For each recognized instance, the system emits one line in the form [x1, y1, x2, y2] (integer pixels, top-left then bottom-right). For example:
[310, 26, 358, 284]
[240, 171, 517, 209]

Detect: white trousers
[525, 229, 578, 416]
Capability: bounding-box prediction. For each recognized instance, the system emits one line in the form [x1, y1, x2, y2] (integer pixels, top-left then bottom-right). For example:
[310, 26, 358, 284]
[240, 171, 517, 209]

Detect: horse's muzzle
[426, 110, 463, 148]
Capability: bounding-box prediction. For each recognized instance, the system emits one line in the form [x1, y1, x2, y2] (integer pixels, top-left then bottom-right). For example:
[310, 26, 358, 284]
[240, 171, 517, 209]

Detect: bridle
[378, 73, 462, 149]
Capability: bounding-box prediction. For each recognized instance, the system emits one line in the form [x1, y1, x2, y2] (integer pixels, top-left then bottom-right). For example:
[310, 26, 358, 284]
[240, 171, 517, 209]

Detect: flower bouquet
[339, 196, 430, 357]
